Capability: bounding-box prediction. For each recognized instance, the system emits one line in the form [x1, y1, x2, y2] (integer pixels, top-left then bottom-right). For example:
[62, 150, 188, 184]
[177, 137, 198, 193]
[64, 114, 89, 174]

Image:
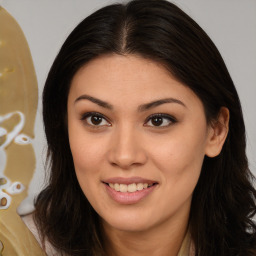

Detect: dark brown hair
[34, 0, 256, 255]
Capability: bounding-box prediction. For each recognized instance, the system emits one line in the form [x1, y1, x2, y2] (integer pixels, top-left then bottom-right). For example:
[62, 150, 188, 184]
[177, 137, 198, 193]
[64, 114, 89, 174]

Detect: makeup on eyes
[79, 111, 178, 129]
[80, 112, 111, 127]
[144, 113, 177, 128]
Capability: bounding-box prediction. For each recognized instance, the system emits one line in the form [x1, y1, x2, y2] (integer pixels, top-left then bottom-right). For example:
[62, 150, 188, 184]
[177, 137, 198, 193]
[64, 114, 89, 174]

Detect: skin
[67, 54, 229, 256]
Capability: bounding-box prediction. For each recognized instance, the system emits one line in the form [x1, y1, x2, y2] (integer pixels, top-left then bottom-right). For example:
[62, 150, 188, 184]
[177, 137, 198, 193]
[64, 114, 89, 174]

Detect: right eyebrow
[74, 94, 113, 110]
[138, 98, 186, 112]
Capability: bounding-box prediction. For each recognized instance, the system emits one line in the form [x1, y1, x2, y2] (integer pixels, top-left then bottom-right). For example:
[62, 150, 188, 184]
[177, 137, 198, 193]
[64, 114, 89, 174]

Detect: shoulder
[21, 213, 61, 256]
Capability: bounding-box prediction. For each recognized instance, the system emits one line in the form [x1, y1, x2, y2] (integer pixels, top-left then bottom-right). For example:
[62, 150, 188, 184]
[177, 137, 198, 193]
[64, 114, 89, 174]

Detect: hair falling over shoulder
[34, 0, 256, 255]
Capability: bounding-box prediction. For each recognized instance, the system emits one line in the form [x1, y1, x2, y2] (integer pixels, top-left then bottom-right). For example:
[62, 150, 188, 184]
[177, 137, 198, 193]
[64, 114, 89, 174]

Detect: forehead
[69, 54, 202, 110]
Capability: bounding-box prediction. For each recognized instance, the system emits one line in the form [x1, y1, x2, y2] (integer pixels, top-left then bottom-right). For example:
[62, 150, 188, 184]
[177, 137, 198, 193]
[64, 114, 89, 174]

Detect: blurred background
[1, 0, 256, 212]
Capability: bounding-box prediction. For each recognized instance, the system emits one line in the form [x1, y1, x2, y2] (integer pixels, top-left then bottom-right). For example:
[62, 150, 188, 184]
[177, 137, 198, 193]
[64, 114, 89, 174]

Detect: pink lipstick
[102, 177, 158, 204]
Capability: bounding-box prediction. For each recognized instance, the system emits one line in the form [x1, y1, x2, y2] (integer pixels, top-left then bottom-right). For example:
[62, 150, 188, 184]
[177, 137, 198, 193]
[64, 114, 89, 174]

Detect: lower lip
[104, 183, 157, 205]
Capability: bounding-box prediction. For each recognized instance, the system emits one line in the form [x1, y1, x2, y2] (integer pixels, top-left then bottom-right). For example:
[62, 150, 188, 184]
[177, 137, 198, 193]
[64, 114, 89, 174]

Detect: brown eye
[151, 117, 164, 126]
[145, 114, 176, 128]
[81, 112, 111, 127]
[90, 115, 103, 125]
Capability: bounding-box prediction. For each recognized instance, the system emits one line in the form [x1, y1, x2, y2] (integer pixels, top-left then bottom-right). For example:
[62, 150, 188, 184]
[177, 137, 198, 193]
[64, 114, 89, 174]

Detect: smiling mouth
[104, 182, 158, 193]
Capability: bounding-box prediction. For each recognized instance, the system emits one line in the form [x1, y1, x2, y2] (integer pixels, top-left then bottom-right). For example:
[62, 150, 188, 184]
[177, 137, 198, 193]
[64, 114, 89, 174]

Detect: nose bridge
[107, 122, 147, 169]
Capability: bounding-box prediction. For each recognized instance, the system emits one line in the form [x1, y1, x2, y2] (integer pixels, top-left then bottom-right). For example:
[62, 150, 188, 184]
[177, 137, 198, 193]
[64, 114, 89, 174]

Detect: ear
[205, 107, 230, 158]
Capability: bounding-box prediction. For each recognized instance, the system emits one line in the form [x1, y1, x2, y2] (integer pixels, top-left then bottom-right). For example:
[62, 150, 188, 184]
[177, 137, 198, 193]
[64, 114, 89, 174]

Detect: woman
[29, 0, 256, 255]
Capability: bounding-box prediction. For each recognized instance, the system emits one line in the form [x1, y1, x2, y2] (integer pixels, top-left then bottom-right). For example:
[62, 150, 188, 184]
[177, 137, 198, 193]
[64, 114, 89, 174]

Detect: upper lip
[102, 176, 158, 185]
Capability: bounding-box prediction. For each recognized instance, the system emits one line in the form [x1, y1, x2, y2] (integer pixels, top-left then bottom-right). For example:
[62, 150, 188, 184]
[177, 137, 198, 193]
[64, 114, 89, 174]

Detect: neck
[102, 208, 190, 256]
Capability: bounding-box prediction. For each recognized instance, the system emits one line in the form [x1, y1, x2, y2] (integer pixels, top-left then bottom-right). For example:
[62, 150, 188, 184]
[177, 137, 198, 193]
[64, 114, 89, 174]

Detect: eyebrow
[138, 98, 186, 111]
[75, 94, 113, 109]
[74, 94, 186, 111]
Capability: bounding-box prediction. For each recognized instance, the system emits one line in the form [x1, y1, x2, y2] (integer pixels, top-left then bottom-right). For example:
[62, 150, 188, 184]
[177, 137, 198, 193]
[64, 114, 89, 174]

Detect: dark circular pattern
[91, 115, 102, 125]
[151, 117, 163, 126]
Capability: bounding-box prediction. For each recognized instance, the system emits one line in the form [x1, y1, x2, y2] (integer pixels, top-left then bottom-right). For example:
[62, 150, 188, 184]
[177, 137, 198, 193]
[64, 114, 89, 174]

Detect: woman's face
[67, 54, 213, 233]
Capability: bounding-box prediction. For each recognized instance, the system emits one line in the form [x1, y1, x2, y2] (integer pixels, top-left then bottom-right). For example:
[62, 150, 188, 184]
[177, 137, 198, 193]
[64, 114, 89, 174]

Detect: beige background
[1, 0, 256, 213]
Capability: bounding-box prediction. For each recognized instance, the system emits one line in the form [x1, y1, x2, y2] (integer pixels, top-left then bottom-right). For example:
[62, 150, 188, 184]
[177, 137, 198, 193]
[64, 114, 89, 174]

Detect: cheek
[71, 142, 101, 170]
[69, 134, 105, 178]
[67, 121, 106, 193]
[69, 136, 105, 207]
[149, 133, 206, 171]
[147, 126, 207, 190]
[147, 136, 204, 216]
[68, 113, 105, 169]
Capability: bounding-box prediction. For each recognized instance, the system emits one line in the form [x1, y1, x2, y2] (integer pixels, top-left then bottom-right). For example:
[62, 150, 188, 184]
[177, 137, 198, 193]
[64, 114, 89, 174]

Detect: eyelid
[80, 112, 111, 127]
[80, 111, 105, 120]
[144, 113, 177, 127]
[80, 112, 177, 128]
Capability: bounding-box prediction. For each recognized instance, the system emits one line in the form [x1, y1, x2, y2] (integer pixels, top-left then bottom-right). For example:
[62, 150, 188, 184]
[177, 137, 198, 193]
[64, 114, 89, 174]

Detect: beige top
[178, 230, 195, 256]
[22, 214, 59, 256]
[22, 213, 195, 256]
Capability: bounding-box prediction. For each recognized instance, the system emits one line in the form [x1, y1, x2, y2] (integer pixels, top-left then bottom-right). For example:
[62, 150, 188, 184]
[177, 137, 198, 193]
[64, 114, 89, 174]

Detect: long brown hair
[35, 0, 256, 255]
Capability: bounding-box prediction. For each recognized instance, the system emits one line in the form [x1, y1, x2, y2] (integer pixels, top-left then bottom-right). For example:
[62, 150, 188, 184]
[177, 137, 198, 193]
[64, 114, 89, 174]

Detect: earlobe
[205, 107, 230, 158]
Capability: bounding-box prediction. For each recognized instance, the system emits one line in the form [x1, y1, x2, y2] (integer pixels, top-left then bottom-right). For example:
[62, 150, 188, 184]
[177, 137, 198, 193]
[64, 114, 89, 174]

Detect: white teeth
[128, 183, 136, 192]
[108, 182, 153, 192]
[120, 184, 128, 192]
[114, 183, 120, 191]
[137, 183, 144, 191]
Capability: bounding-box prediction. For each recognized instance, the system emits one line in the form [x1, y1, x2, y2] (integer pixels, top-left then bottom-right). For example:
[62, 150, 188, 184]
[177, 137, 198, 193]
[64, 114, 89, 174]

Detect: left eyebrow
[138, 98, 186, 112]
[74, 94, 113, 110]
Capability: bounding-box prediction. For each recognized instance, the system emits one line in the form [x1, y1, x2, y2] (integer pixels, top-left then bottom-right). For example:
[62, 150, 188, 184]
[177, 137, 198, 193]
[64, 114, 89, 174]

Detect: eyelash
[80, 112, 111, 129]
[144, 113, 177, 128]
[80, 112, 177, 129]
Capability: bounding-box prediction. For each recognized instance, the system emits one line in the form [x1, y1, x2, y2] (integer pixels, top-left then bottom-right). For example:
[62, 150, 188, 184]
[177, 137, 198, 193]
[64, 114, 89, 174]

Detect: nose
[107, 125, 147, 170]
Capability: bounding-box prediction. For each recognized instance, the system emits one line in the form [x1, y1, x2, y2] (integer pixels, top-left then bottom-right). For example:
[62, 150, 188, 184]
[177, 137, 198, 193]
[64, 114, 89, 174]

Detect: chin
[101, 210, 156, 233]
[107, 220, 152, 233]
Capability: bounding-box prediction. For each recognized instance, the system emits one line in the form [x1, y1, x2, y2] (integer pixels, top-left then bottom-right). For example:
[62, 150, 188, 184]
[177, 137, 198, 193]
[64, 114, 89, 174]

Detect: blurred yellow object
[0, 6, 45, 256]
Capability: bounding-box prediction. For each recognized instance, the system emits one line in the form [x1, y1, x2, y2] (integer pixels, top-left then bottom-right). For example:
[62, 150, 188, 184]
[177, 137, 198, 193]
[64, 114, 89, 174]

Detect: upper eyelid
[81, 112, 108, 120]
[145, 113, 177, 123]
[81, 112, 111, 127]
[144, 114, 176, 128]
[80, 112, 176, 125]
